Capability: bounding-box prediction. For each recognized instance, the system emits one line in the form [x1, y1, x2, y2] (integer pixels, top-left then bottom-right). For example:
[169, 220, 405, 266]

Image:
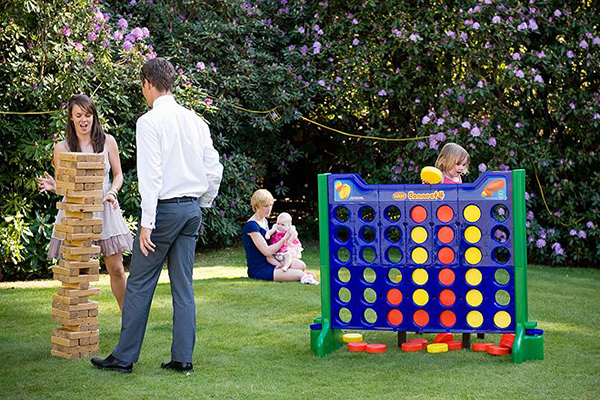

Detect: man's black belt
[158, 196, 198, 204]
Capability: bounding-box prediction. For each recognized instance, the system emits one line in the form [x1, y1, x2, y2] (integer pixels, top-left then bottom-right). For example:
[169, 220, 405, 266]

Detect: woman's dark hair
[66, 94, 105, 153]
[140, 57, 175, 92]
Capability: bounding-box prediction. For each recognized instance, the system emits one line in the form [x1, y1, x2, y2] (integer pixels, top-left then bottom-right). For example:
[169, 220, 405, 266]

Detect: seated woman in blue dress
[242, 189, 319, 284]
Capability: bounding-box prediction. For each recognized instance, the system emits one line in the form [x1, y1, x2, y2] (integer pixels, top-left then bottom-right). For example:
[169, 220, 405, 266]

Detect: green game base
[513, 321, 544, 363]
[310, 317, 343, 357]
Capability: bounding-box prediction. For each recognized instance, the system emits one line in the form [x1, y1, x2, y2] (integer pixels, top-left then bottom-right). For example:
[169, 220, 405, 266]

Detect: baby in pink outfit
[265, 212, 304, 272]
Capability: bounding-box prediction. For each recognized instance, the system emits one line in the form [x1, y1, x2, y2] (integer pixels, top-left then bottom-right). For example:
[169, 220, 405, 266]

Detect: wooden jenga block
[52, 294, 79, 305]
[64, 239, 94, 247]
[61, 217, 103, 226]
[64, 253, 92, 262]
[58, 152, 104, 162]
[52, 313, 98, 326]
[55, 167, 86, 177]
[53, 273, 99, 284]
[56, 181, 84, 191]
[59, 259, 100, 269]
[57, 202, 104, 213]
[53, 328, 99, 340]
[58, 287, 99, 298]
[54, 231, 102, 241]
[60, 245, 101, 256]
[53, 265, 99, 277]
[77, 161, 104, 169]
[65, 210, 95, 219]
[51, 348, 77, 360]
[61, 281, 91, 289]
[84, 183, 104, 191]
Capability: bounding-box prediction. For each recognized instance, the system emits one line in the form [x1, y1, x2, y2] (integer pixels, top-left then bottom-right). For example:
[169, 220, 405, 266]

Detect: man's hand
[139, 226, 156, 257]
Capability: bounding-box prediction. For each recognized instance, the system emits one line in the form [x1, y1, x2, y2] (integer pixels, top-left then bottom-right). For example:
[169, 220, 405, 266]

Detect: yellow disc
[413, 289, 429, 306]
[421, 166, 443, 184]
[494, 311, 512, 328]
[339, 184, 351, 200]
[463, 205, 481, 222]
[411, 247, 428, 264]
[343, 333, 363, 343]
[465, 247, 482, 265]
[465, 268, 482, 286]
[334, 181, 342, 191]
[411, 226, 428, 244]
[464, 226, 482, 244]
[466, 311, 484, 328]
[466, 289, 483, 306]
[412, 268, 428, 285]
[427, 343, 449, 353]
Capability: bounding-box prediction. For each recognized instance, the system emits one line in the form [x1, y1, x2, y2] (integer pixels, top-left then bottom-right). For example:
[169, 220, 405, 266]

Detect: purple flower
[352, 19, 358, 25]
[536, 51, 546, 58]
[87, 32, 98, 41]
[586, 221, 594, 229]
[131, 27, 143, 40]
[313, 41, 321, 54]
[298, 26, 305, 34]
[300, 45, 307, 55]
[515, 70, 525, 78]
[528, 19, 538, 30]
[446, 30, 456, 39]
[488, 137, 497, 147]
[417, 141, 426, 149]
[512, 52, 521, 60]
[130, 0, 137, 5]
[118, 18, 128, 30]
[554, 9, 562, 17]
[569, 229, 577, 236]
[567, 50, 575, 59]
[459, 32, 468, 40]
[515, 122, 524, 128]
[378, 90, 387, 96]
[142, 27, 150, 38]
[593, 37, 600, 45]
[435, 132, 446, 142]
[196, 61, 205, 70]
[470, 126, 481, 137]
[73, 42, 84, 51]
[122, 41, 133, 51]
[534, 74, 544, 83]
[422, 116, 431, 124]
[146, 51, 157, 59]
[436, 118, 445, 126]
[352, 38, 360, 45]
[204, 98, 213, 106]
[478, 163, 487, 172]
[498, 207, 505, 216]
[472, 22, 480, 30]
[527, 211, 534, 220]
[492, 15, 501, 24]
[536, 239, 546, 248]
[578, 230, 587, 239]
[517, 22, 528, 30]
[569, 102, 575, 109]
[288, 44, 295, 52]
[461, 121, 471, 129]
[409, 33, 420, 41]
[62, 25, 71, 37]
[317, 79, 325, 86]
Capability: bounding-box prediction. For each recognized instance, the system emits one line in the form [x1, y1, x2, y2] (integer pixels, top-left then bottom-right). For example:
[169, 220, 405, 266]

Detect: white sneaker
[301, 274, 320, 285]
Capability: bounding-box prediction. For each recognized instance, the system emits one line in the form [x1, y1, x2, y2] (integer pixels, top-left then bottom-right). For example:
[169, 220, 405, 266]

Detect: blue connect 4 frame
[310, 170, 544, 363]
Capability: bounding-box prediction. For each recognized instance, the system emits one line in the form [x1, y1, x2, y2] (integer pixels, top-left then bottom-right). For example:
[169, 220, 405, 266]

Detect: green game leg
[312, 173, 343, 356]
[512, 169, 544, 363]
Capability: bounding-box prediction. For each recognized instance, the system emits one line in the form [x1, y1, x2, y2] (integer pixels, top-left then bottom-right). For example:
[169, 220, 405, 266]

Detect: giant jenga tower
[50, 152, 104, 359]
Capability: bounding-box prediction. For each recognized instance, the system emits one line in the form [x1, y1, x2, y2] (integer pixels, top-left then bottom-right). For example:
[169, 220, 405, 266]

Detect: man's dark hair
[140, 57, 175, 92]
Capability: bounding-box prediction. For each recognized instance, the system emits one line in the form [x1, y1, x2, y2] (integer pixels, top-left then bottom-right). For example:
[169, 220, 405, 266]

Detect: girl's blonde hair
[435, 143, 470, 174]
[277, 212, 292, 225]
[251, 189, 274, 212]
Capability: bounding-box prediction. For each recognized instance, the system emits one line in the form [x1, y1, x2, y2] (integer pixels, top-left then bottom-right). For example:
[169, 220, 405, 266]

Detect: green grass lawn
[1, 244, 599, 399]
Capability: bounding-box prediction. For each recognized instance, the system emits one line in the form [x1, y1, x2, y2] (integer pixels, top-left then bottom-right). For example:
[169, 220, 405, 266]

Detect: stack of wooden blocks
[50, 152, 104, 360]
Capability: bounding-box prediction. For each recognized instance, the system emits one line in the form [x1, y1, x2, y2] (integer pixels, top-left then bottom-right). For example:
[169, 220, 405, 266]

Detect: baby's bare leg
[267, 255, 281, 268]
[281, 253, 292, 271]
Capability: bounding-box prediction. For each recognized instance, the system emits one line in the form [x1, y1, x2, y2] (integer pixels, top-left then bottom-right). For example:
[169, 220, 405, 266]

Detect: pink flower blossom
[488, 137, 497, 147]
[528, 19, 538, 30]
[478, 163, 487, 172]
[461, 121, 471, 129]
[470, 126, 481, 137]
[534, 74, 544, 83]
[567, 50, 575, 58]
[118, 18, 128, 30]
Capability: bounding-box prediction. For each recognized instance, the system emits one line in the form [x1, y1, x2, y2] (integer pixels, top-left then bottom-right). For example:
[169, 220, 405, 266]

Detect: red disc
[407, 338, 428, 347]
[387, 288, 403, 306]
[437, 226, 455, 244]
[434, 333, 454, 343]
[436, 205, 454, 223]
[402, 342, 423, 352]
[348, 342, 367, 352]
[500, 333, 515, 349]
[438, 268, 455, 286]
[487, 345, 511, 355]
[440, 310, 456, 327]
[387, 309, 403, 326]
[413, 310, 430, 327]
[410, 206, 427, 223]
[366, 343, 387, 353]
[447, 340, 463, 350]
[438, 247, 455, 264]
[439, 289, 456, 306]
[472, 342, 493, 351]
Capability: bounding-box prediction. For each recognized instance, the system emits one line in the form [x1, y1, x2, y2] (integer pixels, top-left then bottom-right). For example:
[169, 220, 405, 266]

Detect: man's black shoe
[91, 354, 133, 373]
[160, 360, 193, 372]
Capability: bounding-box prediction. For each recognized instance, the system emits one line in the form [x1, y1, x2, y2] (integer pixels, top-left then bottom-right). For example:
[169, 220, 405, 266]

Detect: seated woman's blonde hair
[251, 189, 274, 212]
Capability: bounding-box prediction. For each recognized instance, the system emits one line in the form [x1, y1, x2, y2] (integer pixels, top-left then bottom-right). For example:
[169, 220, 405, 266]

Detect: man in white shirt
[92, 58, 223, 373]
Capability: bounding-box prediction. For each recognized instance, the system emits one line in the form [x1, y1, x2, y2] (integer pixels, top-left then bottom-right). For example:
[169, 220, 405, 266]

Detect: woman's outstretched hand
[39, 171, 56, 193]
[103, 192, 119, 210]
